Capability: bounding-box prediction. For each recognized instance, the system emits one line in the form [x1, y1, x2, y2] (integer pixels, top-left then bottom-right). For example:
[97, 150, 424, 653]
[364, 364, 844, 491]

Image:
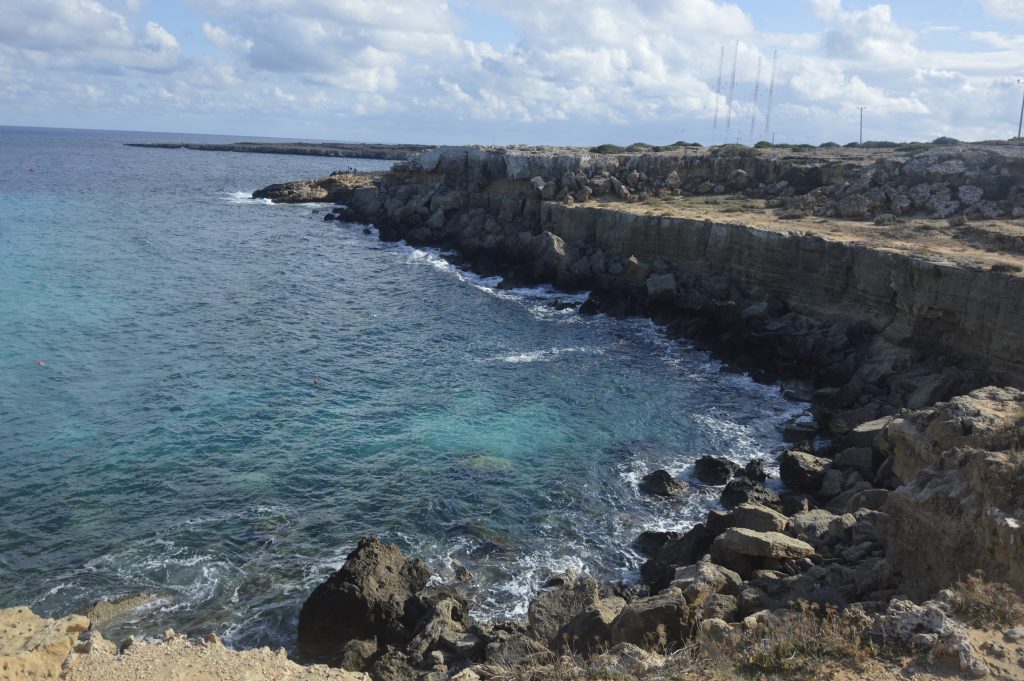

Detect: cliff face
[303, 145, 1024, 435]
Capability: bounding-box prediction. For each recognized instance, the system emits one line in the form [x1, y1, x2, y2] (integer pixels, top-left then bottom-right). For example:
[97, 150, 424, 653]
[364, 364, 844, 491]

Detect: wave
[492, 346, 604, 364]
[225, 191, 274, 206]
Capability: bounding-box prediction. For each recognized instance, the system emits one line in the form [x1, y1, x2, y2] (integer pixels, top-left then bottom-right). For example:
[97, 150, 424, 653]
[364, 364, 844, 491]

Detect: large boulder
[693, 456, 739, 485]
[711, 528, 815, 575]
[669, 560, 742, 605]
[527, 572, 601, 648]
[563, 597, 627, 653]
[610, 590, 690, 648]
[779, 451, 830, 491]
[730, 502, 788, 533]
[638, 470, 690, 498]
[297, 537, 432, 659]
[720, 478, 780, 509]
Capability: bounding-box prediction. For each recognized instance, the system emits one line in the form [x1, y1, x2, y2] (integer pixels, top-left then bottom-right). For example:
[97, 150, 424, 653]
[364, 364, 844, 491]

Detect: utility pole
[1018, 79, 1024, 141]
[858, 106, 866, 144]
[771, 131, 776, 144]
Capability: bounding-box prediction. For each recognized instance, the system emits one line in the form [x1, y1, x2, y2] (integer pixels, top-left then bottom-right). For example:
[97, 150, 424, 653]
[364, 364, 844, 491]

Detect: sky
[0, 0, 1023, 145]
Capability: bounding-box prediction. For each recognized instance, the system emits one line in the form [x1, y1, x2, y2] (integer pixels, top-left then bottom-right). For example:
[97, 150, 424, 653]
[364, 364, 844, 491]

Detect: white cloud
[980, 0, 1024, 20]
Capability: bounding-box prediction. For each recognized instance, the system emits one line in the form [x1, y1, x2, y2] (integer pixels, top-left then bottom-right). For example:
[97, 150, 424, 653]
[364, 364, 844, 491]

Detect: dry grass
[948, 570, 1024, 629]
[480, 603, 896, 681]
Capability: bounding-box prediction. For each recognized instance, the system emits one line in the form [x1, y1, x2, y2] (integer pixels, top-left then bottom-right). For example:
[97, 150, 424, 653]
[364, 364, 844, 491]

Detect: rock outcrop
[0, 606, 89, 681]
[881, 387, 1024, 599]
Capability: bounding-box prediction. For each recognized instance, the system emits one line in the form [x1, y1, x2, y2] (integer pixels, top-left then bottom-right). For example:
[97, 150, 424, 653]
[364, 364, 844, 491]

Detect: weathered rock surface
[693, 455, 739, 485]
[880, 387, 1024, 599]
[638, 469, 690, 497]
[0, 606, 89, 681]
[297, 537, 432, 659]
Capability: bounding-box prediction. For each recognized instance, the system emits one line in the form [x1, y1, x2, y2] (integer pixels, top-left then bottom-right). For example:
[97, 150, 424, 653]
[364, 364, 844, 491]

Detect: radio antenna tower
[712, 45, 725, 138]
[725, 40, 739, 132]
[764, 49, 778, 135]
[749, 55, 762, 139]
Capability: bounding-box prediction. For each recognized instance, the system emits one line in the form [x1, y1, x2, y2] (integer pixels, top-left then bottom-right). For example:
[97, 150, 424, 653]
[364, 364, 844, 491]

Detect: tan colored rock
[0, 606, 89, 681]
[63, 629, 370, 681]
[730, 502, 788, 533]
[712, 528, 815, 561]
[879, 386, 1024, 483]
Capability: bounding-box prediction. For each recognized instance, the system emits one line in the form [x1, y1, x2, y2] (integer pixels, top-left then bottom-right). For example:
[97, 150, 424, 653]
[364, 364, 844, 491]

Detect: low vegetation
[949, 571, 1024, 629]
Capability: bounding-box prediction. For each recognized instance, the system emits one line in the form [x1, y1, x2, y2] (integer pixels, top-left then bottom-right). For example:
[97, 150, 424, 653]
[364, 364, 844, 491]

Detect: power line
[764, 50, 778, 135]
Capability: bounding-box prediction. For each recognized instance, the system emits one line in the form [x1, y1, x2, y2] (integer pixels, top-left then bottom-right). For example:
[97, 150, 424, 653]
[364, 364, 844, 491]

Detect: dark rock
[779, 450, 830, 491]
[297, 536, 432, 659]
[741, 459, 768, 482]
[720, 478, 781, 510]
[526, 572, 601, 648]
[633, 531, 681, 558]
[337, 638, 377, 672]
[693, 456, 740, 485]
[610, 590, 690, 647]
[323, 213, 337, 221]
[564, 597, 627, 653]
[779, 493, 814, 516]
[638, 470, 690, 498]
[370, 645, 419, 681]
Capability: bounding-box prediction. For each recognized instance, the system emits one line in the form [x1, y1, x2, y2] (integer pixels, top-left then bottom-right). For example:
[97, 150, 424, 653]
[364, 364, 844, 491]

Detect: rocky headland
[6, 142, 1024, 680]
[125, 141, 434, 161]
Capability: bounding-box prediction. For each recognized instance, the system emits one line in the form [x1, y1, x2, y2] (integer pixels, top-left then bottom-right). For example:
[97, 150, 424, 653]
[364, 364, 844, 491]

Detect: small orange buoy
[36, 359, 45, 366]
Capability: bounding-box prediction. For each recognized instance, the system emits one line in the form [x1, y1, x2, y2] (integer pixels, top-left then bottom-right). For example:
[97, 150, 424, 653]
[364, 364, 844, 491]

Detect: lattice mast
[764, 50, 778, 135]
[749, 55, 762, 139]
[712, 45, 725, 139]
[725, 40, 739, 133]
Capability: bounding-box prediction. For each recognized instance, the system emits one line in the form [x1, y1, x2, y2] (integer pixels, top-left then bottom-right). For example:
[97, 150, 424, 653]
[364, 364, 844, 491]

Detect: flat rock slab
[713, 528, 815, 560]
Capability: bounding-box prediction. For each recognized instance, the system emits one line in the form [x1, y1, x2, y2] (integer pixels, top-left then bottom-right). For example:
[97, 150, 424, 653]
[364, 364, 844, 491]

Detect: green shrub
[932, 136, 961, 145]
[589, 144, 627, 154]
[714, 143, 754, 156]
[819, 141, 840, 148]
[754, 140, 774, 148]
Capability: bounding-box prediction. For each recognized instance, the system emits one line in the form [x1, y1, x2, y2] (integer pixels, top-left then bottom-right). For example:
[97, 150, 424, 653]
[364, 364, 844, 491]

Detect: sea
[0, 126, 804, 649]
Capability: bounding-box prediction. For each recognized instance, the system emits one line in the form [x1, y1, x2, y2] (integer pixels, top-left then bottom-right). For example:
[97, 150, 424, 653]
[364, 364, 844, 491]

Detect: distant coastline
[125, 141, 433, 161]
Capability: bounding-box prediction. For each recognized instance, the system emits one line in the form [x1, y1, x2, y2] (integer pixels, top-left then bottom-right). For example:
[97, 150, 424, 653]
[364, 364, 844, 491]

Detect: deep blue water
[0, 126, 803, 648]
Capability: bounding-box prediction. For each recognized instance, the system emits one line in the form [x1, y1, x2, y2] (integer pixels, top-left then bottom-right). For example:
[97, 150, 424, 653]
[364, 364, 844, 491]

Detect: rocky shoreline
[6, 143, 1024, 680]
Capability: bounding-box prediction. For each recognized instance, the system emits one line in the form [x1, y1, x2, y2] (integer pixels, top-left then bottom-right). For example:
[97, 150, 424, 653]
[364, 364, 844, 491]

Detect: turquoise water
[0, 126, 802, 648]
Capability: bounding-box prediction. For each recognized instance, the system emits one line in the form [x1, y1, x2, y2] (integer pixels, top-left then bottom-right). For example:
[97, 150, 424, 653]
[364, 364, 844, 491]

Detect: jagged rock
[845, 416, 891, 448]
[638, 470, 690, 498]
[633, 530, 681, 557]
[527, 572, 601, 648]
[297, 537, 432, 658]
[879, 599, 988, 678]
[670, 560, 742, 605]
[779, 451, 830, 491]
[610, 589, 690, 648]
[407, 597, 468, 662]
[693, 456, 739, 485]
[741, 459, 768, 482]
[563, 597, 626, 653]
[730, 502, 788, 533]
[833, 447, 875, 478]
[338, 638, 377, 672]
[370, 646, 419, 681]
[878, 386, 1024, 482]
[0, 606, 90, 681]
[645, 272, 677, 300]
[720, 477, 780, 510]
[789, 509, 839, 546]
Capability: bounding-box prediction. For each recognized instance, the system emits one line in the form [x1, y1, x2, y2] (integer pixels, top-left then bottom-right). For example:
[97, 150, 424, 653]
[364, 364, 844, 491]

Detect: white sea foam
[493, 346, 604, 364]
[225, 191, 274, 206]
